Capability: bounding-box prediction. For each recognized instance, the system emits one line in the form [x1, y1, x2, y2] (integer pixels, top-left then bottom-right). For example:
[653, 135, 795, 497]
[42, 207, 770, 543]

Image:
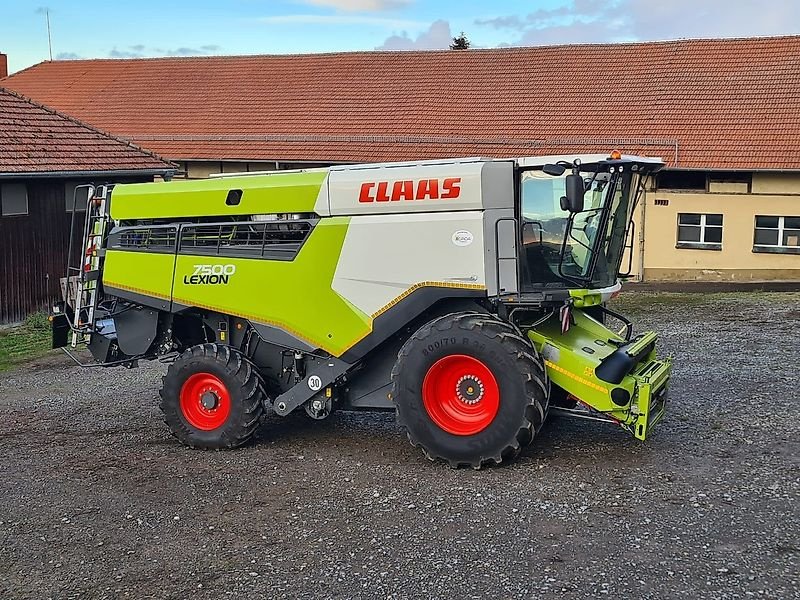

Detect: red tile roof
[0, 87, 174, 175]
[4, 36, 800, 170]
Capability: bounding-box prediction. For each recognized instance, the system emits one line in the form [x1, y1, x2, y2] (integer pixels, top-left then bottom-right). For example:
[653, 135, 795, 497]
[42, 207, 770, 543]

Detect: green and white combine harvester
[52, 153, 671, 468]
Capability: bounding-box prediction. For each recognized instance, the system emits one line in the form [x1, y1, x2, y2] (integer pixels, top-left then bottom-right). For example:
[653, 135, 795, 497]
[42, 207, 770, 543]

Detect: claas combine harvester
[52, 153, 671, 468]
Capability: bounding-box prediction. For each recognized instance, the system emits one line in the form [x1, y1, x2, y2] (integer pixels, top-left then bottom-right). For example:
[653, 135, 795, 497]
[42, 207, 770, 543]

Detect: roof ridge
[0, 86, 175, 169]
[1, 59, 49, 81]
[5, 33, 800, 68]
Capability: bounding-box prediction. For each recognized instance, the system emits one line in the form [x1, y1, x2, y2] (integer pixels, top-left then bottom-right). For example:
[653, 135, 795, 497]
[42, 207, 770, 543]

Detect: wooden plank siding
[0, 178, 144, 324]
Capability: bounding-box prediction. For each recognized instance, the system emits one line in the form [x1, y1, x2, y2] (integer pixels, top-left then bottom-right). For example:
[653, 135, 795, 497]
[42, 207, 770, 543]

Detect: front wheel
[159, 344, 265, 449]
[391, 312, 549, 469]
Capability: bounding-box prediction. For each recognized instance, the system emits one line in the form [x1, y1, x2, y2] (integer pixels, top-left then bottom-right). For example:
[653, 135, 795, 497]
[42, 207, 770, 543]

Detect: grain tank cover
[109, 170, 329, 221]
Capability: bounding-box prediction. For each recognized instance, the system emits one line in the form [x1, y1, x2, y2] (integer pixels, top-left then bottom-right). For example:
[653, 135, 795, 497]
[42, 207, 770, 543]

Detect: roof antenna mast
[45, 8, 53, 61]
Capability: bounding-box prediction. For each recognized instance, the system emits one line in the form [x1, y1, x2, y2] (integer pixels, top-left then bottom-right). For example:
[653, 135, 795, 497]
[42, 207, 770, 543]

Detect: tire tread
[392, 312, 549, 469]
[159, 343, 265, 449]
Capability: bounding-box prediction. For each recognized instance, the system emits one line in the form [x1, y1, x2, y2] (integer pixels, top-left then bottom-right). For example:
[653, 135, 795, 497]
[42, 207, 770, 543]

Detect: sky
[2, 0, 800, 74]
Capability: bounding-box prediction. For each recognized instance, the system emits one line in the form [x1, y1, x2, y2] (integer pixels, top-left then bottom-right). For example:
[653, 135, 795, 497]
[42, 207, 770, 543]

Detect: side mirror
[560, 173, 585, 212]
[542, 163, 566, 176]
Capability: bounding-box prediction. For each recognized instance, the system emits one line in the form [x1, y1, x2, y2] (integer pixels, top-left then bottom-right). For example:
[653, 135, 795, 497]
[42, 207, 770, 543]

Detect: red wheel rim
[422, 354, 500, 436]
[179, 372, 231, 431]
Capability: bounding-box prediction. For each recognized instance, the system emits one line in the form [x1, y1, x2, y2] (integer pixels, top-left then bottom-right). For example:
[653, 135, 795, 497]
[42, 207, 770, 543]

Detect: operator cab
[515, 153, 664, 293]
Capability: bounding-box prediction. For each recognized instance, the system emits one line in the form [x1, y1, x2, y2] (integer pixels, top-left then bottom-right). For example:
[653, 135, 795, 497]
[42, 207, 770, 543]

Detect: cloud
[165, 47, 220, 56]
[295, 0, 414, 11]
[55, 52, 82, 60]
[260, 14, 422, 27]
[475, 15, 525, 30]
[108, 45, 222, 59]
[377, 19, 452, 50]
[109, 47, 144, 58]
[624, 0, 800, 40]
[477, 0, 800, 45]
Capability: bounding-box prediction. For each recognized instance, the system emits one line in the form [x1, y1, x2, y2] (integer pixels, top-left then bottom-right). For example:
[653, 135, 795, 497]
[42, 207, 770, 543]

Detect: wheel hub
[422, 354, 500, 436]
[456, 375, 484, 405]
[179, 373, 231, 431]
[200, 391, 219, 410]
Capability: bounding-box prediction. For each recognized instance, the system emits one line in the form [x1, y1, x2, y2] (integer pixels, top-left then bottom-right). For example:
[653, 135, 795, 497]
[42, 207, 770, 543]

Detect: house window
[657, 171, 706, 191]
[753, 216, 800, 254]
[0, 183, 29, 216]
[676, 213, 723, 250]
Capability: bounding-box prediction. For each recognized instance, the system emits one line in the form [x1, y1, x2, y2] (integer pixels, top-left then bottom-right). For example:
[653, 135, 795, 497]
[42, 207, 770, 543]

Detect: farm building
[0, 86, 174, 323]
[1, 35, 799, 282]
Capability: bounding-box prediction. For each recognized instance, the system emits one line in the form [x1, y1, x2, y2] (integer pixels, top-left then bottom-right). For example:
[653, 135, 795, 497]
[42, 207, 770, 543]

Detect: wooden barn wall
[0, 179, 80, 323]
[0, 177, 144, 324]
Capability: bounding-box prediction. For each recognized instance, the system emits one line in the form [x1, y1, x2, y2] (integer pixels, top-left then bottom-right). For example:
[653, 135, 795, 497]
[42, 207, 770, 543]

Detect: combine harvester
[53, 152, 671, 468]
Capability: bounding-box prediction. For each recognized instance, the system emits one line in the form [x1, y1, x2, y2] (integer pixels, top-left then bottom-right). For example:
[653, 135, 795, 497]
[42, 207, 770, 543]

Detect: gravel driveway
[1, 292, 798, 599]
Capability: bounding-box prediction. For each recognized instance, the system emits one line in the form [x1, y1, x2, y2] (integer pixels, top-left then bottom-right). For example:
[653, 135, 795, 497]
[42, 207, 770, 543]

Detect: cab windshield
[520, 168, 638, 289]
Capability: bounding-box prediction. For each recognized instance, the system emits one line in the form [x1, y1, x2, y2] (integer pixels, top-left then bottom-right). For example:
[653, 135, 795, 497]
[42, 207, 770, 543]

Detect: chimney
[0, 54, 7, 79]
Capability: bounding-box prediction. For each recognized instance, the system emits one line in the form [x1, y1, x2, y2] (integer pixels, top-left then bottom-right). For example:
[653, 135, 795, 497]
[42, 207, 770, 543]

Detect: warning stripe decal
[544, 359, 609, 394]
[370, 281, 486, 319]
[103, 281, 172, 301]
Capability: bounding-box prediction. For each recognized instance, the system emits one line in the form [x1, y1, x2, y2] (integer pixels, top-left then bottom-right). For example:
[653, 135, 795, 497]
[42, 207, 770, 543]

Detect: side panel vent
[108, 226, 178, 252]
[179, 220, 315, 261]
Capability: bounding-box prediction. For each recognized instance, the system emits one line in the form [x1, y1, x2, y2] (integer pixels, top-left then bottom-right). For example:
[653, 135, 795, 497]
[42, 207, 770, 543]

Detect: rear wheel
[391, 312, 549, 469]
[160, 343, 264, 449]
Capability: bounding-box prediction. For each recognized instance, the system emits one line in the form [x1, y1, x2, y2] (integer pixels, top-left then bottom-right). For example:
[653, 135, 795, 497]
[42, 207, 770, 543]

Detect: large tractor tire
[159, 343, 265, 449]
[391, 312, 549, 469]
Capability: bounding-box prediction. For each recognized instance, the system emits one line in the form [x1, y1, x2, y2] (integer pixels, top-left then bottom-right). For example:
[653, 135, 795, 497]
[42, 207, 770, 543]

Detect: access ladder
[70, 185, 111, 347]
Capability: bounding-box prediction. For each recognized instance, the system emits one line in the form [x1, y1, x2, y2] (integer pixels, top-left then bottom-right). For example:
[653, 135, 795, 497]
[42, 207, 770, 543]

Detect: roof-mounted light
[609, 150, 622, 160]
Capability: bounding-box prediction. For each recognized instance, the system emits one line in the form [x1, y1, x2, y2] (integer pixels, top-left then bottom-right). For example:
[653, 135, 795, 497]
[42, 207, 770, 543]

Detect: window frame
[753, 215, 800, 254]
[0, 182, 29, 217]
[676, 212, 723, 250]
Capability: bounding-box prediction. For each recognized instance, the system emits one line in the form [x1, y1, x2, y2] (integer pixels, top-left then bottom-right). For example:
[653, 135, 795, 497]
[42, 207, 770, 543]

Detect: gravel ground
[1, 292, 798, 600]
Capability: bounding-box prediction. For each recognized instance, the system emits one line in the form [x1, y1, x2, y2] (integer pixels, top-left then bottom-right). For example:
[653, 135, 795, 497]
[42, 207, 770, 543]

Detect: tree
[450, 32, 471, 50]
